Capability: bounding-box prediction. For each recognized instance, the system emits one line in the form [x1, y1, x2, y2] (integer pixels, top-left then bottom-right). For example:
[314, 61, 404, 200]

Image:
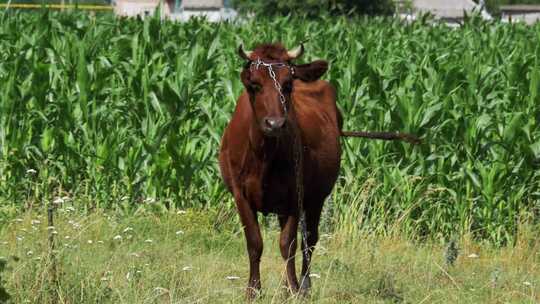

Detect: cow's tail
[340, 130, 421, 145]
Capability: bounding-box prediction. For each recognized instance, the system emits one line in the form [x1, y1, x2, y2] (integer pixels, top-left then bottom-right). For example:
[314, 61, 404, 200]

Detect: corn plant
[0, 11, 538, 243]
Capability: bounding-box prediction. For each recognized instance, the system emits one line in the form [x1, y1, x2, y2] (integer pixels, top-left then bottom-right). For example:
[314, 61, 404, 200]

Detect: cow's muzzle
[262, 116, 286, 136]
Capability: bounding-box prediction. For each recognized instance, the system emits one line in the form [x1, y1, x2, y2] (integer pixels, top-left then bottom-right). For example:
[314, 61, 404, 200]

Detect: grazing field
[0, 209, 539, 303]
[0, 10, 539, 302]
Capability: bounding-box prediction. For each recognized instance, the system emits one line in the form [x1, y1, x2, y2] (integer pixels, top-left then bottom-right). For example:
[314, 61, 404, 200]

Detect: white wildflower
[144, 239, 153, 244]
[26, 169, 37, 175]
[26, 250, 33, 256]
[31, 220, 41, 225]
[176, 210, 187, 215]
[87, 240, 93, 244]
[523, 281, 532, 286]
[97, 241, 104, 244]
[175, 230, 184, 235]
[468, 253, 479, 259]
[153, 287, 169, 294]
[226, 276, 240, 280]
[113, 235, 122, 241]
[53, 197, 65, 205]
[309, 273, 321, 279]
[16, 236, 24, 241]
[123, 227, 134, 233]
[182, 266, 192, 271]
[15, 218, 23, 223]
[65, 206, 75, 212]
[144, 197, 156, 204]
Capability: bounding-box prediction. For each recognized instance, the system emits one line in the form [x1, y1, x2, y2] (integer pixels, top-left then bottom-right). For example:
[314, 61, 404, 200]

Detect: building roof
[500, 5, 540, 13]
[412, 0, 479, 19]
[115, 0, 159, 3]
[182, 0, 222, 9]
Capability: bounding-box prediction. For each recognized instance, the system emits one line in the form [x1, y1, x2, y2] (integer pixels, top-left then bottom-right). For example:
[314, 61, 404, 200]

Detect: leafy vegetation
[0, 0, 110, 4]
[0, 11, 539, 243]
[232, 0, 395, 16]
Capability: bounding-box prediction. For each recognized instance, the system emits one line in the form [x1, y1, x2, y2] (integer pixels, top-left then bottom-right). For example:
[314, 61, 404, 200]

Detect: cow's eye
[249, 83, 262, 93]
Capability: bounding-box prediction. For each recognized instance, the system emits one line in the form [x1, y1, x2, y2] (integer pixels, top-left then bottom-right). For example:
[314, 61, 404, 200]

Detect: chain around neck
[250, 58, 289, 115]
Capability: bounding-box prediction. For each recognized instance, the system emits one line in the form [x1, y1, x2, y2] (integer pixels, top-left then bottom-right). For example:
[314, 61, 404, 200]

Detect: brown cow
[218, 43, 418, 299]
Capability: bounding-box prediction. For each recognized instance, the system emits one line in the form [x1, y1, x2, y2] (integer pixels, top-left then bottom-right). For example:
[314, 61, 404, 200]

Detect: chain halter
[250, 58, 293, 115]
[249, 57, 311, 288]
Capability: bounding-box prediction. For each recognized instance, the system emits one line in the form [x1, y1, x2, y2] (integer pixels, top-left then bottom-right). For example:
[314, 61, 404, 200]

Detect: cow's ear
[292, 60, 328, 82]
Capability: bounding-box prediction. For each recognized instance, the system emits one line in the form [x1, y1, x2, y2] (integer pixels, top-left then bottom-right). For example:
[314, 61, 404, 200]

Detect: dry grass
[0, 208, 539, 303]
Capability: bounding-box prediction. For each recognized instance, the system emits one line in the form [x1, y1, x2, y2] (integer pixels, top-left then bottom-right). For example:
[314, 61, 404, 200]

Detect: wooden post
[48, 207, 58, 304]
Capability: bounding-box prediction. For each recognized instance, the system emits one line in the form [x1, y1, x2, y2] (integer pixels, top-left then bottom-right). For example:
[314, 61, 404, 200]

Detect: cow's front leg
[278, 214, 299, 293]
[234, 191, 263, 300]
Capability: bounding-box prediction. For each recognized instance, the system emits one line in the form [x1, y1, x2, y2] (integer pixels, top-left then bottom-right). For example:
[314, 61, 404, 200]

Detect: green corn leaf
[530, 141, 540, 159]
[503, 113, 524, 143]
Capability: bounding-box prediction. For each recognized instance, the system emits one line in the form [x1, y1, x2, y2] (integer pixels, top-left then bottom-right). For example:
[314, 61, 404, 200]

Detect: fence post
[48, 206, 59, 304]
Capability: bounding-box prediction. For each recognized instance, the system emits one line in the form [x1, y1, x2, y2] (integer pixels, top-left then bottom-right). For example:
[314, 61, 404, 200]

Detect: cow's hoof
[299, 277, 311, 297]
[245, 287, 261, 301]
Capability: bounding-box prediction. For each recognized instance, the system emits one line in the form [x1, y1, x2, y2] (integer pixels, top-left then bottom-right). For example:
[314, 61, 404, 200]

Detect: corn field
[0, 11, 539, 243]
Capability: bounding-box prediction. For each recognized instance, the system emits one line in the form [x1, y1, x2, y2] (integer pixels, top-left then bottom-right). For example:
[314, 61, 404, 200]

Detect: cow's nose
[264, 116, 286, 130]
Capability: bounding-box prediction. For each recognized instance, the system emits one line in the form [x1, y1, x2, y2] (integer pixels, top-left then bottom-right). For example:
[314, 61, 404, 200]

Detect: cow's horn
[238, 44, 252, 61]
[287, 43, 304, 59]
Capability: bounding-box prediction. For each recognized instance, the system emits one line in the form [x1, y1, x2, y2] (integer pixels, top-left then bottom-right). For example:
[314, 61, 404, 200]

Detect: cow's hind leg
[278, 215, 299, 293]
[299, 200, 323, 294]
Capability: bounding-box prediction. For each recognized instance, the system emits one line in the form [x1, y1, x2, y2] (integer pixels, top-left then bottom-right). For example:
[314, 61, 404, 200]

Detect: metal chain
[251, 58, 310, 281]
[292, 119, 311, 289]
[251, 59, 288, 114]
[267, 64, 287, 114]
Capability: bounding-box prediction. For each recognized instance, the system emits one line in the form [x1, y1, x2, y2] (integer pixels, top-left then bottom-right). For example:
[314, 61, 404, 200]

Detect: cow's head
[239, 43, 328, 137]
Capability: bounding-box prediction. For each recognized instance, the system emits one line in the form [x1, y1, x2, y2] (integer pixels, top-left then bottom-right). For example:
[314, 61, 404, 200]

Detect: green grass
[0, 209, 539, 303]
